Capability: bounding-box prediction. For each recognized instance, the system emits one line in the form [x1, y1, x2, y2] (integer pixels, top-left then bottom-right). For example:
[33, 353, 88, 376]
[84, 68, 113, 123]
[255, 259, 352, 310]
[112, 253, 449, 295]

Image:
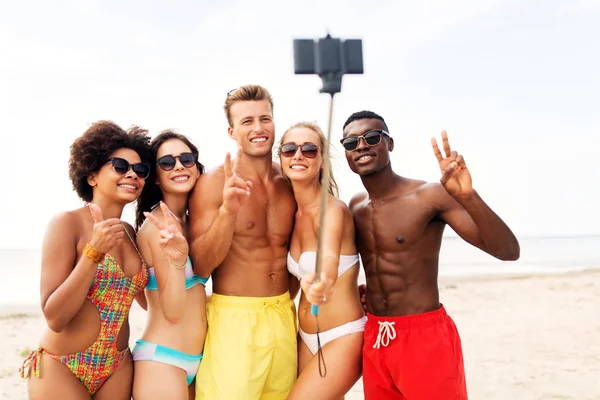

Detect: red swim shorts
[362, 305, 467, 400]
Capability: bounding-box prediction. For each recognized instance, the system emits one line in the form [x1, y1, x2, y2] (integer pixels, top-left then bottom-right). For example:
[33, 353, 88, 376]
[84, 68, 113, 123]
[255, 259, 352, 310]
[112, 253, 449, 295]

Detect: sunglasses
[279, 142, 320, 159]
[157, 152, 198, 171]
[340, 129, 390, 151]
[106, 157, 150, 179]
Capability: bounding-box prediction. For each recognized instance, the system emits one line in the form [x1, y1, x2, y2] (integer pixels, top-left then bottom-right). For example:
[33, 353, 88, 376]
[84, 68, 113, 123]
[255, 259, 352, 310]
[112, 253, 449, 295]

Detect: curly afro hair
[69, 120, 153, 202]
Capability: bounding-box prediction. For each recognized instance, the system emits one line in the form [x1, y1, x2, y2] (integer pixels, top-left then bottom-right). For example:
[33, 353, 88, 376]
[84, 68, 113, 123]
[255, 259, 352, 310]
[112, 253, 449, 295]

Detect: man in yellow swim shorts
[189, 84, 299, 400]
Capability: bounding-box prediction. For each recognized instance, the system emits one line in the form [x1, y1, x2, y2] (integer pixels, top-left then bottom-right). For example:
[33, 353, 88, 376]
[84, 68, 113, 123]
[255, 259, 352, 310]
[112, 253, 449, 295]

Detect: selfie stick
[293, 34, 364, 318]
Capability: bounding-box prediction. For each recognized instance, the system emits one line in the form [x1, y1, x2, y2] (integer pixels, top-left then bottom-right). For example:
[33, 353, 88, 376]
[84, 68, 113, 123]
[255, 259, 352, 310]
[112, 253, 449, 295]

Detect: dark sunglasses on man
[340, 129, 390, 152]
[106, 157, 151, 179]
[157, 152, 198, 171]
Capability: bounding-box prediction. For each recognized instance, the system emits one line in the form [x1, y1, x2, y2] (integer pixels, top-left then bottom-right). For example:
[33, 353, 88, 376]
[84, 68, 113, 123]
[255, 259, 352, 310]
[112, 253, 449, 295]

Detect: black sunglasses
[340, 129, 390, 151]
[157, 152, 198, 171]
[106, 157, 150, 179]
[279, 142, 320, 159]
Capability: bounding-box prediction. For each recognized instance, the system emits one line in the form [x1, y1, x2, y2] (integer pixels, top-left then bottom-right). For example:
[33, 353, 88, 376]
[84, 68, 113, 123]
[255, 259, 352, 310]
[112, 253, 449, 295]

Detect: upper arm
[40, 212, 79, 308]
[319, 202, 345, 262]
[188, 169, 225, 242]
[429, 184, 483, 247]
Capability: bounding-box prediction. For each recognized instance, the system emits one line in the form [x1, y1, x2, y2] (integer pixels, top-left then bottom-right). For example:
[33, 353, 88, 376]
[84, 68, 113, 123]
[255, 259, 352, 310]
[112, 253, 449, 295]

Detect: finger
[431, 138, 444, 162]
[451, 151, 457, 162]
[107, 224, 126, 235]
[456, 154, 465, 166]
[231, 173, 248, 189]
[440, 162, 457, 185]
[90, 204, 103, 223]
[160, 202, 174, 225]
[158, 238, 169, 248]
[103, 218, 124, 227]
[225, 188, 251, 198]
[232, 147, 243, 174]
[143, 212, 165, 231]
[442, 130, 451, 157]
[224, 152, 232, 178]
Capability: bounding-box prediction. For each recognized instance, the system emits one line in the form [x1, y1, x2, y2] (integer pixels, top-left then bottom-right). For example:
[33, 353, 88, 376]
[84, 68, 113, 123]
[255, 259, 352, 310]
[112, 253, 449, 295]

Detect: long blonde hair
[278, 121, 339, 198]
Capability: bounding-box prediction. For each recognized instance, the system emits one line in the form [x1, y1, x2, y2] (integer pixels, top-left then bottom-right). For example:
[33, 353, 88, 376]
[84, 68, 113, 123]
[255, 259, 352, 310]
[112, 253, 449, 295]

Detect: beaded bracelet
[83, 243, 105, 264]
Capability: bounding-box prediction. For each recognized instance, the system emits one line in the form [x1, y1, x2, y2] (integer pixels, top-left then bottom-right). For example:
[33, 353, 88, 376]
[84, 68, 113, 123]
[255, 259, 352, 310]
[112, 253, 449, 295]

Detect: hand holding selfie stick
[293, 34, 364, 377]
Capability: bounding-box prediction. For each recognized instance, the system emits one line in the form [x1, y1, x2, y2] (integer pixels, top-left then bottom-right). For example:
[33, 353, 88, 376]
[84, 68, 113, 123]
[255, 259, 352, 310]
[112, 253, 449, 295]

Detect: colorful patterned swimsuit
[20, 228, 149, 395]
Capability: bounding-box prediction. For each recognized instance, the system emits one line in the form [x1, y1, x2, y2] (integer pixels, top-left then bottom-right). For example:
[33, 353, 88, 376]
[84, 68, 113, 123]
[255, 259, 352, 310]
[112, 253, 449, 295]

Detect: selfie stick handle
[312, 92, 335, 317]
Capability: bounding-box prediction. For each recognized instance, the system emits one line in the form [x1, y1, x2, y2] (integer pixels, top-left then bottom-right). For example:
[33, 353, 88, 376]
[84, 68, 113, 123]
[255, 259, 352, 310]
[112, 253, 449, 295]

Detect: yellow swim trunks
[195, 292, 298, 400]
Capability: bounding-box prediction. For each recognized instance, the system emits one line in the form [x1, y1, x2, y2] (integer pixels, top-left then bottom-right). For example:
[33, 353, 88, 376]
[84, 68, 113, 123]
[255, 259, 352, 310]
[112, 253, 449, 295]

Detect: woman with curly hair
[130, 131, 207, 400]
[20, 120, 153, 400]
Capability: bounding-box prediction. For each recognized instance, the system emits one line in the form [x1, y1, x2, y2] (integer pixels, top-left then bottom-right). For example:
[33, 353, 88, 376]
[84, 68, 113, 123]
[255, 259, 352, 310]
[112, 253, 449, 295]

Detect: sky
[1, 0, 598, 249]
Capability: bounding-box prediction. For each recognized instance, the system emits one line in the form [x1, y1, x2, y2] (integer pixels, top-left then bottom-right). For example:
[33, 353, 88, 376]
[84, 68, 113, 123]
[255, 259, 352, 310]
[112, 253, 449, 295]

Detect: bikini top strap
[122, 226, 145, 264]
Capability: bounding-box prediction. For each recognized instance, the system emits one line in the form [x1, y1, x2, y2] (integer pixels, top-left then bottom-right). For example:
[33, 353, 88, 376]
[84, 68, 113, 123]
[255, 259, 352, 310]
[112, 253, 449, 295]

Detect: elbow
[497, 243, 521, 261]
[163, 309, 184, 324]
[45, 314, 66, 333]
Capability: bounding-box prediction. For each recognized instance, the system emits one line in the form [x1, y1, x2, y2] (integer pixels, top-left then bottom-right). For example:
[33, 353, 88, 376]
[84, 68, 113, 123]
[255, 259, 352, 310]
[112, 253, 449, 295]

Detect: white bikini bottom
[299, 315, 366, 355]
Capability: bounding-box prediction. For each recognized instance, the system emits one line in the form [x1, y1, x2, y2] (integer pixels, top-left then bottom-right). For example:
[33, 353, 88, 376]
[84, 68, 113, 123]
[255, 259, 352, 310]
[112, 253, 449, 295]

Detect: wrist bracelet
[83, 243, 105, 264]
[167, 256, 187, 270]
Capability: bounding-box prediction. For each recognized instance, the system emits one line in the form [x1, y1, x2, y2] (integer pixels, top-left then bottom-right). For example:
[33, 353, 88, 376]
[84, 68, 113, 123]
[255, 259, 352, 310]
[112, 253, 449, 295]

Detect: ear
[227, 126, 235, 140]
[87, 174, 97, 188]
[387, 137, 394, 152]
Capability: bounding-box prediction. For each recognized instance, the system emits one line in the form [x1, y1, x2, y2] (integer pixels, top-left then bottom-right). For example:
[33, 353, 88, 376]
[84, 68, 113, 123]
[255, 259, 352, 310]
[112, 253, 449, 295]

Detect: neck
[360, 164, 400, 200]
[89, 196, 125, 220]
[237, 153, 273, 183]
[160, 192, 188, 222]
[291, 179, 322, 211]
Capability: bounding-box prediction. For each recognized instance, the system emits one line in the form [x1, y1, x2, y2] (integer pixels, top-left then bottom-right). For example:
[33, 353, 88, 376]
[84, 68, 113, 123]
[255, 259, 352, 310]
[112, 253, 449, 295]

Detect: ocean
[1, 235, 599, 307]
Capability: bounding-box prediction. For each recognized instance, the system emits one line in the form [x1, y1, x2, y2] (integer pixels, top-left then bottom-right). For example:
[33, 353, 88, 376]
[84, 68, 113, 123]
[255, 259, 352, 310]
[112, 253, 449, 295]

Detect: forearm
[43, 256, 98, 332]
[191, 206, 236, 277]
[159, 266, 187, 323]
[456, 190, 520, 260]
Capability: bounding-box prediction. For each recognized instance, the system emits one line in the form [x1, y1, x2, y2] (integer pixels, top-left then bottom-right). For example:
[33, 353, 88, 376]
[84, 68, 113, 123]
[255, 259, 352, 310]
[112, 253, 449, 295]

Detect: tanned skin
[344, 118, 520, 316]
[188, 99, 297, 297]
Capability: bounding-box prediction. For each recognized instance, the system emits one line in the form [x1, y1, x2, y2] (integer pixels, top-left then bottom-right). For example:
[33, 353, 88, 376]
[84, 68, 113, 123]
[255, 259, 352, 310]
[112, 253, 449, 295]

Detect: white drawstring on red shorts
[373, 321, 396, 349]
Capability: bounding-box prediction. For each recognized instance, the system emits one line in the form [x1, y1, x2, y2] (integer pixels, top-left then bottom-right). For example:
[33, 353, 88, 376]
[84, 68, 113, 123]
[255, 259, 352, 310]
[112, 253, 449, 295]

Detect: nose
[292, 146, 304, 160]
[125, 167, 138, 179]
[355, 136, 369, 151]
[174, 157, 185, 171]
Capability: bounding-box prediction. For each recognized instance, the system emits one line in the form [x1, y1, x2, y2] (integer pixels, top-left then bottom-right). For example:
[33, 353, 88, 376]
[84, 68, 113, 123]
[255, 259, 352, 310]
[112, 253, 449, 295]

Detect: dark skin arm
[430, 131, 520, 261]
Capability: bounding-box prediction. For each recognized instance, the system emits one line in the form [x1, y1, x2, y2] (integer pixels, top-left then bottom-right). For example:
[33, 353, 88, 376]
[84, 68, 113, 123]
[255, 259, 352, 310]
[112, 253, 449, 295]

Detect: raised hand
[431, 131, 473, 198]
[222, 148, 252, 215]
[143, 202, 188, 265]
[88, 203, 125, 254]
[300, 272, 335, 306]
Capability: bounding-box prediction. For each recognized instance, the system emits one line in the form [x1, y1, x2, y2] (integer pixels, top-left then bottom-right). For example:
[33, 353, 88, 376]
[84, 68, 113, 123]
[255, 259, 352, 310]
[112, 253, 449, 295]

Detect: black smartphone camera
[293, 34, 364, 94]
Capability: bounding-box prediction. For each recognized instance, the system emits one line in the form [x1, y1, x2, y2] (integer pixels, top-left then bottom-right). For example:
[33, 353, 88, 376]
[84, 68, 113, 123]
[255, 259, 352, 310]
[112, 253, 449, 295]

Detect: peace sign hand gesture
[222, 148, 252, 215]
[143, 202, 188, 265]
[431, 131, 473, 198]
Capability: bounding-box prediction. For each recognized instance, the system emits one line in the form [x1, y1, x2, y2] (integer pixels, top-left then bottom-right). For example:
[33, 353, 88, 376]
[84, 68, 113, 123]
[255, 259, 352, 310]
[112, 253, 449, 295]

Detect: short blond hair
[224, 84, 274, 127]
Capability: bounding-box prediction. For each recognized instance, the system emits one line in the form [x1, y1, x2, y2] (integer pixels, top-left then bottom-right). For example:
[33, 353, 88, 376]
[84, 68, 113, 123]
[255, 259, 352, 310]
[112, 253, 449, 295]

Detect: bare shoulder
[329, 197, 352, 217]
[121, 221, 136, 238]
[348, 191, 369, 213]
[271, 162, 294, 194]
[47, 209, 82, 234]
[189, 164, 226, 207]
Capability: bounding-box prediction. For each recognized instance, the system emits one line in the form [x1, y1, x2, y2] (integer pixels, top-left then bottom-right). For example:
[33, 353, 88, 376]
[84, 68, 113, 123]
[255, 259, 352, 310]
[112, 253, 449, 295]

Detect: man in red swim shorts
[341, 111, 520, 399]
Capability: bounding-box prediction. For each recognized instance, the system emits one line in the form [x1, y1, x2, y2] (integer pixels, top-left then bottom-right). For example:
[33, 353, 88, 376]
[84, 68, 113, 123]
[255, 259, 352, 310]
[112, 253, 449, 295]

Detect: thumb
[90, 204, 103, 223]
[440, 162, 457, 185]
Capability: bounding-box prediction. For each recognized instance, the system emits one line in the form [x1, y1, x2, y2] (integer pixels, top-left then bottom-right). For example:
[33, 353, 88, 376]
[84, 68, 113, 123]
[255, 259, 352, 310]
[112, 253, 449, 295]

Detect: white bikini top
[287, 251, 359, 281]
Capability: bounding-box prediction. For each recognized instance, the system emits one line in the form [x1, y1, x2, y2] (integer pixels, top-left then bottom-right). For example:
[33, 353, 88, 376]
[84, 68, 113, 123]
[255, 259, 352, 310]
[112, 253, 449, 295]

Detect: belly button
[247, 221, 255, 230]
[396, 236, 405, 244]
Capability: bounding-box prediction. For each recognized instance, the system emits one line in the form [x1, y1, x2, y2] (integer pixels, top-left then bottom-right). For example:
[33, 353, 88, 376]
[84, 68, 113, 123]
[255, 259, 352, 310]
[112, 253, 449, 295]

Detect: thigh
[93, 351, 133, 400]
[287, 332, 363, 400]
[28, 354, 90, 400]
[132, 360, 189, 400]
[297, 338, 312, 376]
[396, 321, 467, 400]
[362, 341, 402, 400]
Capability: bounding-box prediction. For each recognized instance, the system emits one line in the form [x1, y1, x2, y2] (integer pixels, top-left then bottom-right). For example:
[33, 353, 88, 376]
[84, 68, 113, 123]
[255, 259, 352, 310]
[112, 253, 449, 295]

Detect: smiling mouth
[250, 137, 268, 143]
[290, 165, 307, 170]
[172, 175, 190, 183]
[118, 183, 138, 191]
[355, 154, 374, 164]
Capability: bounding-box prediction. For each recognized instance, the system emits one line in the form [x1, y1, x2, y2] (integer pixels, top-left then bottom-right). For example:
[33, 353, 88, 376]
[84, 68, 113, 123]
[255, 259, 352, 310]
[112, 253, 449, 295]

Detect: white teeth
[119, 184, 137, 190]
[291, 165, 307, 170]
[173, 176, 189, 182]
[359, 155, 371, 161]
[251, 137, 267, 143]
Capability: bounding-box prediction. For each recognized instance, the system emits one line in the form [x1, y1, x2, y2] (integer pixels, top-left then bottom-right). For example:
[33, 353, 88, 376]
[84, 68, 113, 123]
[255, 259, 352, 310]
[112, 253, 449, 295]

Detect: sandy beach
[1, 269, 599, 400]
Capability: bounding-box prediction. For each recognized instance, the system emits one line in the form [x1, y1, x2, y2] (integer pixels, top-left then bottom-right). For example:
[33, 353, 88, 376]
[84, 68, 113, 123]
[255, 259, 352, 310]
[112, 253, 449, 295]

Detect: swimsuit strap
[150, 202, 181, 222]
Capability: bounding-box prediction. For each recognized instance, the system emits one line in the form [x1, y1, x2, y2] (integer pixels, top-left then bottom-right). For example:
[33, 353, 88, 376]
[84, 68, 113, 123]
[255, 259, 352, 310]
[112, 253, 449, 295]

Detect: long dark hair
[135, 130, 204, 231]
